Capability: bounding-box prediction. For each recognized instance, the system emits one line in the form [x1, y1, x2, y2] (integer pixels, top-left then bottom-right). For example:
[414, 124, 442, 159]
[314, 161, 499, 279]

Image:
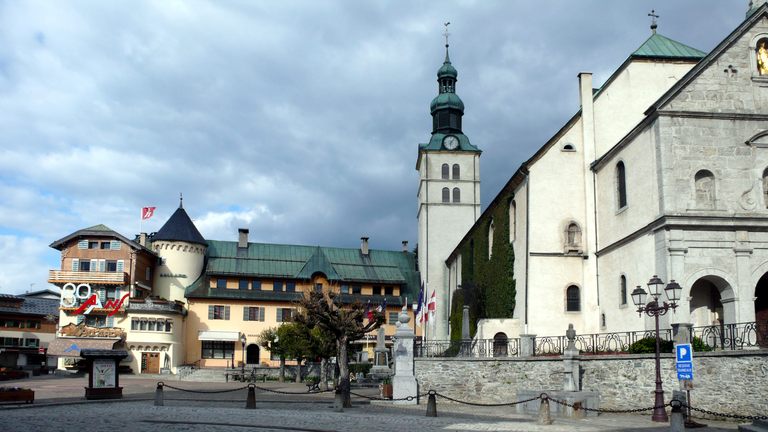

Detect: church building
[422, 3, 768, 341]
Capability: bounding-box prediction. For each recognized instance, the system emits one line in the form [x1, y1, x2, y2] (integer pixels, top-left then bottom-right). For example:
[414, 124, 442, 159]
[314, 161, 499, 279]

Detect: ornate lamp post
[240, 334, 247, 375]
[631, 275, 682, 423]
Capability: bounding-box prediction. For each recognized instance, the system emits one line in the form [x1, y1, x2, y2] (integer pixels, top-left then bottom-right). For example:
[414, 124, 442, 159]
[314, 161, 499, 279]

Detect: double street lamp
[631, 275, 682, 423]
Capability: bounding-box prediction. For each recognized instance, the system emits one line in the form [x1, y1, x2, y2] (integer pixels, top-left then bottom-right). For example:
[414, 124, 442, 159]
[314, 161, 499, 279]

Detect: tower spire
[648, 9, 659, 34]
[443, 22, 451, 63]
[179, 192, 183, 209]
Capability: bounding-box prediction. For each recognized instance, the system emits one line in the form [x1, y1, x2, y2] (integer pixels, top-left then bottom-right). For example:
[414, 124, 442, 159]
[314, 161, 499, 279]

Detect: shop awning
[47, 338, 119, 357]
[198, 331, 239, 342]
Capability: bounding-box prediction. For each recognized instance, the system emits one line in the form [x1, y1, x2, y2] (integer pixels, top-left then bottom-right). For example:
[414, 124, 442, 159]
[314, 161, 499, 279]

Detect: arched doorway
[492, 332, 508, 357]
[689, 278, 724, 327]
[246, 344, 260, 365]
[689, 275, 736, 349]
[755, 273, 768, 347]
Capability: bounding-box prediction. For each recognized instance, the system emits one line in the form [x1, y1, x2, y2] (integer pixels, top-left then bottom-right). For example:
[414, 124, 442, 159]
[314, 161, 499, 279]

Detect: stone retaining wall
[415, 350, 768, 415]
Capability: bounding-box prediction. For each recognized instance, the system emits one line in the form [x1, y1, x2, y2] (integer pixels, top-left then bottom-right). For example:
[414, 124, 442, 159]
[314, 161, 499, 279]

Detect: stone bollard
[426, 391, 437, 417]
[245, 384, 256, 409]
[154, 382, 164, 406]
[333, 388, 344, 412]
[669, 398, 684, 432]
[537, 393, 553, 425]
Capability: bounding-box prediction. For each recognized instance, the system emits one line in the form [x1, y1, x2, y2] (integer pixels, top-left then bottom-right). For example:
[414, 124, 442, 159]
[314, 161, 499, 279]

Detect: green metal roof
[419, 132, 481, 152]
[631, 33, 706, 60]
[197, 240, 420, 299]
[430, 92, 465, 113]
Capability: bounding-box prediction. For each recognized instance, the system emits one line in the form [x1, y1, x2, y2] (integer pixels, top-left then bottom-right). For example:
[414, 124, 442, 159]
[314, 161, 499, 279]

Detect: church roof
[631, 33, 706, 60]
[152, 206, 207, 246]
[419, 132, 480, 152]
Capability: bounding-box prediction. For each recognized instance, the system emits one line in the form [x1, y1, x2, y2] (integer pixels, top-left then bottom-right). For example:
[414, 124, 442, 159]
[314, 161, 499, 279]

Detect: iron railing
[414, 320, 767, 358]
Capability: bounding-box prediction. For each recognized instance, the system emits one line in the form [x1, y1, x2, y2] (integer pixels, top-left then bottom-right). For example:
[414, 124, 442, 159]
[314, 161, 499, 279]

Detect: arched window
[694, 170, 715, 208]
[509, 200, 516, 242]
[488, 219, 495, 259]
[620, 275, 627, 306]
[757, 37, 768, 76]
[441, 163, 449, 180]
[566, 222, 581, 250]
[441, 187, 450, 203]
[562, 143, 576, 152]
[763, 168, 768, 208]
[616, 161, 627, 209]
[452, 187, 461, 203]
[566, 285, 581, 312]
[493, 332, 508, 357]
[452, 164, 460, 180]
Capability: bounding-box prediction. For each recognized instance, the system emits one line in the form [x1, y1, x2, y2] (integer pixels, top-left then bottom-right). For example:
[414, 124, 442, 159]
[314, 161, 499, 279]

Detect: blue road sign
[677, 371, 693, 380]
[676, 343, 693, 362]
[676, 362, 693, 373]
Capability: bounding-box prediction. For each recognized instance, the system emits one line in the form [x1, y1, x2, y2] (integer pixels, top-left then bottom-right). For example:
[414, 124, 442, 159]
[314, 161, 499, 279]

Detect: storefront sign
[60, 283, 129, 316]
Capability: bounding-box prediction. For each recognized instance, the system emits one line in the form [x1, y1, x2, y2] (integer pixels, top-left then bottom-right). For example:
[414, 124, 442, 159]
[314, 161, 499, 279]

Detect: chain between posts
[159, 382, 252, 394]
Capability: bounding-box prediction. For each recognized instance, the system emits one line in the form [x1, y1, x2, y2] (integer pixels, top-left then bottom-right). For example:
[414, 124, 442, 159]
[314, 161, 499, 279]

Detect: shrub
[348, 363, 372, 376]
[628, 337, 674, 354]
[691, 336, 713, 352]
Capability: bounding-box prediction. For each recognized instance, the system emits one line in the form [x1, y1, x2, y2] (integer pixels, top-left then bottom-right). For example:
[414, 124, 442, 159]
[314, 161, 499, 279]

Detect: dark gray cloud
[0, 1, 743, 293]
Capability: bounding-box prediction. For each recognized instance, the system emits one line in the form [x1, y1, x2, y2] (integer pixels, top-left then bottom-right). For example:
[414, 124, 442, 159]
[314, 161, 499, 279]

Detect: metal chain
[434, 392, 541, 407]
[683, 404, 768, 421]
[161, 383, 251, 394]
[546, 395, 660, 414]
[348, 390, 429, 402]
[250, 384, 336, 395]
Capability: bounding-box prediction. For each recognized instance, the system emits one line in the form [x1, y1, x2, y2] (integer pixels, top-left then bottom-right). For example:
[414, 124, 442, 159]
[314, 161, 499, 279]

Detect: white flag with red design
[426, 290, 436, 323]
[141, 207, 156, 220]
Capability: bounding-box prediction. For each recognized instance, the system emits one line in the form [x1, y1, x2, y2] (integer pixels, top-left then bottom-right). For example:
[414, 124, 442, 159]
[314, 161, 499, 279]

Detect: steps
[739, 419, 768, 432]
[177, 367, 228, 382]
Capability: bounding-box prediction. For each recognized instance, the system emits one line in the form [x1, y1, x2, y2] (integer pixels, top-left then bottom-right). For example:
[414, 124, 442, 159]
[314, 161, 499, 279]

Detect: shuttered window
[116, 260, 124, 272]
[72, 259, 80, 272]
[110, 240, 121, 250]
[78, 240, 88, 249]
[243, 306, 265, 321]
[90, 259, 98, 272]
[208, 305, 230, 320]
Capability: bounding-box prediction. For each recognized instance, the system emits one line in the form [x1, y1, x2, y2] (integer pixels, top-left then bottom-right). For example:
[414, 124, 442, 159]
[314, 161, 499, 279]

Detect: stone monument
[392, 305, 418, 404]
[369, 326, 391, 379]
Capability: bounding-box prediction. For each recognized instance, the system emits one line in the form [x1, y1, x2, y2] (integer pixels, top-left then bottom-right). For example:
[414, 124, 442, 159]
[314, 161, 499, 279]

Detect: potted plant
[380, 376, 393, 399]
[0, 386, 34, 404]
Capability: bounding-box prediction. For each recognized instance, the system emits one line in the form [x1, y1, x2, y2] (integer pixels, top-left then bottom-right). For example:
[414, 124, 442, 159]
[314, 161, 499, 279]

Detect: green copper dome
[430, 92, 464, 113]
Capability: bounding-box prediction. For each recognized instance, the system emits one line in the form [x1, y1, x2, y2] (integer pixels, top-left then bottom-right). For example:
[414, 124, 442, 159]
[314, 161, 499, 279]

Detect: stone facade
[415, 350, 768, 415]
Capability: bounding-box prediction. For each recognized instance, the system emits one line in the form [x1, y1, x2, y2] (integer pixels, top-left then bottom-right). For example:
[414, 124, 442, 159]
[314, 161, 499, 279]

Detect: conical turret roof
[153, 205, 206, 246]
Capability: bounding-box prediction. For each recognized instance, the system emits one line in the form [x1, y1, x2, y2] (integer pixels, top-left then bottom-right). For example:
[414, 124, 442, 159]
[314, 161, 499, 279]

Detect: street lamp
[240, 334, 247, 375]
[631, 275, 682, 423]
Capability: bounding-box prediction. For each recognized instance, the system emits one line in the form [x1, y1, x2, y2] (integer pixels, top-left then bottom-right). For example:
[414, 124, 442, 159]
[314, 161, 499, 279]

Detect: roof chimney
[360, 237, 369, 256]
[402, 240, 409, 253]
[139, 232, 147, 246]
[238, 228, 249, 248]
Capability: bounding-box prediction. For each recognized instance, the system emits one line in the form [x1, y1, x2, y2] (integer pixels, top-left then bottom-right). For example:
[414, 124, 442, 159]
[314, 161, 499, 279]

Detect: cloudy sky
[0, 1, 745, 294]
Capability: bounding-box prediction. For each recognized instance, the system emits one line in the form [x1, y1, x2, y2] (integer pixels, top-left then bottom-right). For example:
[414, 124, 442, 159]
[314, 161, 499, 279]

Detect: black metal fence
[414, 320, 767, 358]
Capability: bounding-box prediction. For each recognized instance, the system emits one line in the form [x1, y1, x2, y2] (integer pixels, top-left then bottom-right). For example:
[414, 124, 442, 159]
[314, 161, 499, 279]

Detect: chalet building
[0, 293, 58, 369]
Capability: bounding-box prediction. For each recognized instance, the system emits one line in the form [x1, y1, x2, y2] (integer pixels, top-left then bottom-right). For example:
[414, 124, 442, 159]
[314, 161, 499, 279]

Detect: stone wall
[415, 350, 768, 415]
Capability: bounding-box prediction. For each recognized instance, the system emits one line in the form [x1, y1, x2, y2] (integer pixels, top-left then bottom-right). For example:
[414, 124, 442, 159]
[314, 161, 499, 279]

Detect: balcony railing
[414, 320, 768, 358]
[48, 270, 128, 285]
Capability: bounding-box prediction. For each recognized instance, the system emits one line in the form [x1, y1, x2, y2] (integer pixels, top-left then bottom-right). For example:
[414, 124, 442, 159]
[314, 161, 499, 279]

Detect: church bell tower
[416, 25, 481, 340]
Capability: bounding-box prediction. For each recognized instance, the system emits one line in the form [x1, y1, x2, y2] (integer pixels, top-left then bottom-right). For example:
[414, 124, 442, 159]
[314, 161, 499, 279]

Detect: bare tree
[294, 290, 383, 408]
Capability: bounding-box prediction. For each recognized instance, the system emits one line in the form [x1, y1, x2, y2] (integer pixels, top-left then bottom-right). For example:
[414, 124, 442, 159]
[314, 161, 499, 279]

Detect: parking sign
[675, 343, 693, 381]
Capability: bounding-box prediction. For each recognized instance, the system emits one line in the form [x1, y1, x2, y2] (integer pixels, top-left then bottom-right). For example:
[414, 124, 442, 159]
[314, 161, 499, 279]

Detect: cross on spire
[179, 192, 183, 209]
[443, 22, 451, 47]
[648, 9, 659, 34]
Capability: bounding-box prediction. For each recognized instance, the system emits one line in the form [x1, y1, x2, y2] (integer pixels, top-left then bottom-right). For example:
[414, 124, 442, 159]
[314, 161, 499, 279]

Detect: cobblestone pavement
[0, 375, 746, 431]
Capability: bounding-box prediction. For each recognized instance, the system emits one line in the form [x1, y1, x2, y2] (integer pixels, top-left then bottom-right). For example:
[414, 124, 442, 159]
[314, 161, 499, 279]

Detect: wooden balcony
[48, 270, 128, 285]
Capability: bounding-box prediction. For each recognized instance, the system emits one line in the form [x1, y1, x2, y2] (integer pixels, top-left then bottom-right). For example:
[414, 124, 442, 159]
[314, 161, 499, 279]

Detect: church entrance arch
[754, 273, 768, 347]
[492, 332, 508, 357]
[246, 344, 260, 365]
[689, 275, 736, 327]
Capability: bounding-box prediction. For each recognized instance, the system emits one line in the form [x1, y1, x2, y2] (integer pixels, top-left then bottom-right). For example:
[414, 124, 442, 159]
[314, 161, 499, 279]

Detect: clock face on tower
[443, 135, 459, 150]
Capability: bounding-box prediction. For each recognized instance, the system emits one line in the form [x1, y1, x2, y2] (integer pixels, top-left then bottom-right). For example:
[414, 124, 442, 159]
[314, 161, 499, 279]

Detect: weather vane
[648, 10, 659, 34]
[443, 22, 450, 47]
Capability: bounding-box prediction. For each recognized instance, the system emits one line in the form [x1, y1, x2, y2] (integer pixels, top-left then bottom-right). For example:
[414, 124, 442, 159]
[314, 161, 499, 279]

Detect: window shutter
[76, 315, 84, 325]
[224, 306, 230, 320]
[243, 307, 249, 321]
[98, 288, 106, 303]
[72, 259, 79, 272]
[110, 240, 121, 250]
[208, 305, 214, 320]
[90, 259, 98, 272]
[107, 316, 114, 327]
[99, 259, 106, 272]
[78, 240, 88, 249]
[260, 307, 265, 322]
[116, 260, 124, 272]
[277, 309, 282, 322]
